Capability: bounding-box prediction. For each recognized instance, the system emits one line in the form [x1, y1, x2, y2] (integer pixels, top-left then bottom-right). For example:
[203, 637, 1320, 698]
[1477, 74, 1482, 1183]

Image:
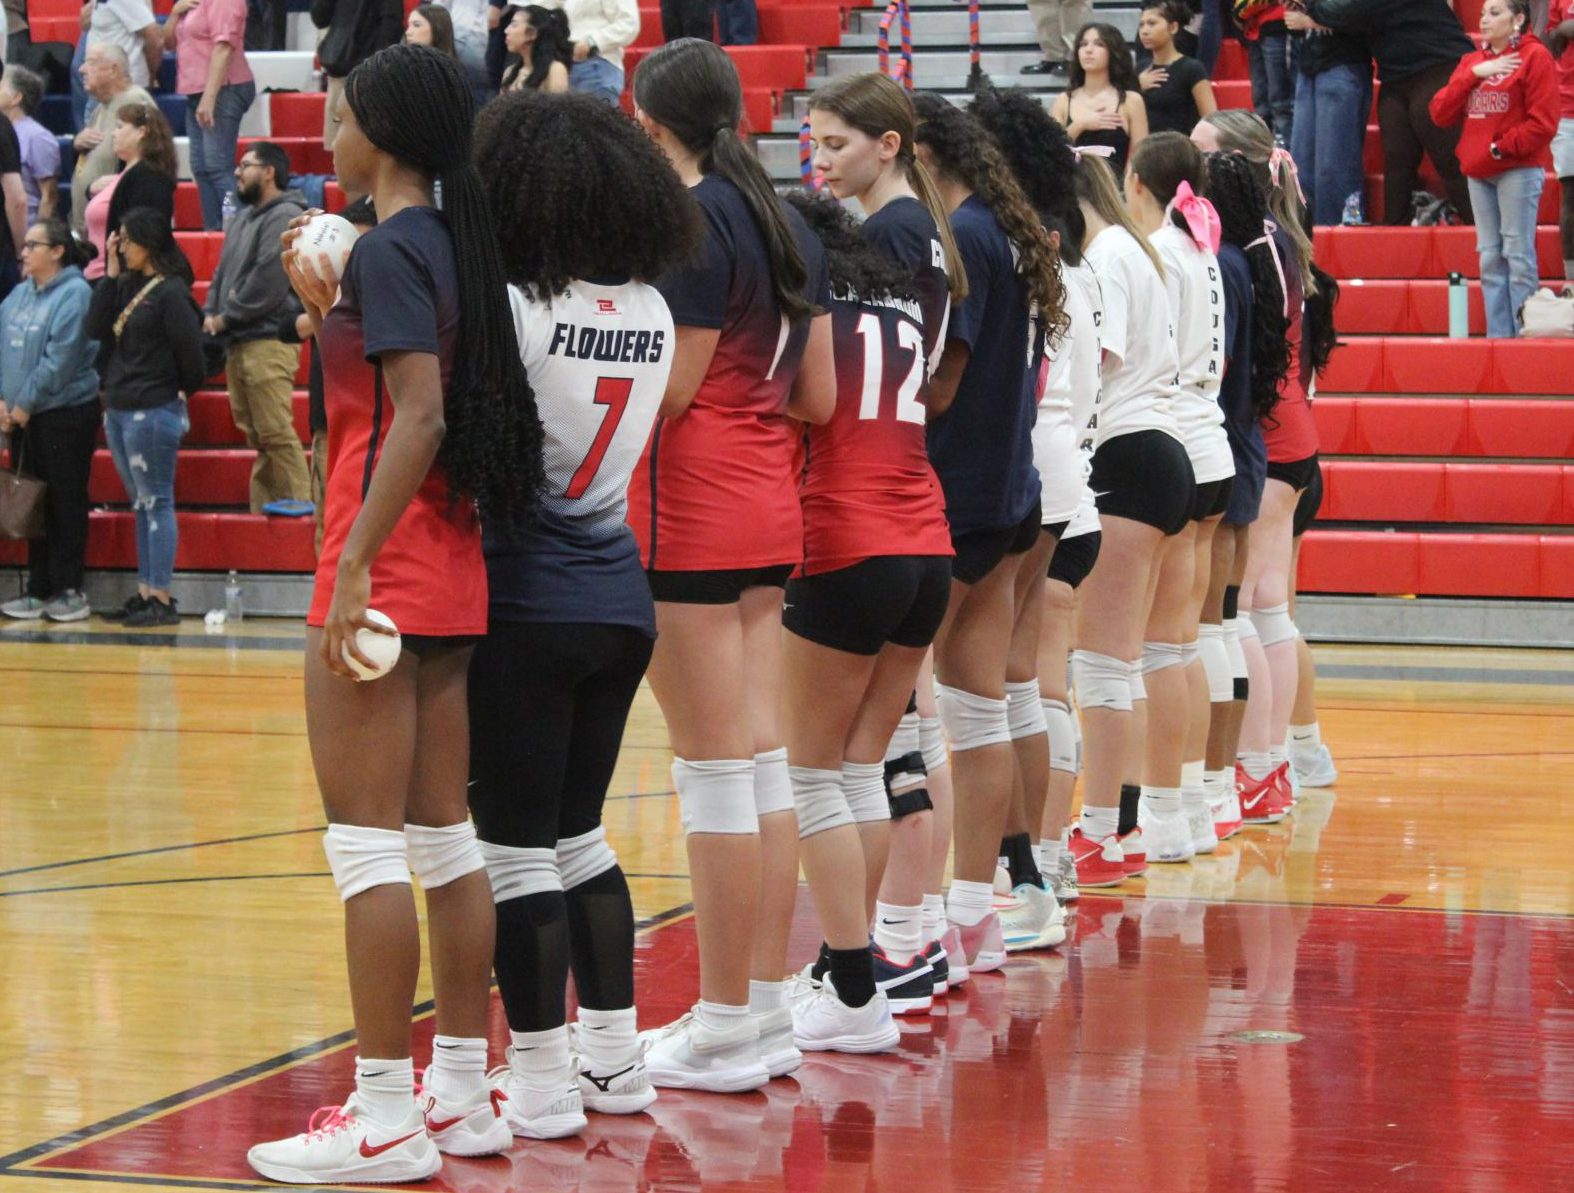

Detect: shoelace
[304, 1105, 352, 1140]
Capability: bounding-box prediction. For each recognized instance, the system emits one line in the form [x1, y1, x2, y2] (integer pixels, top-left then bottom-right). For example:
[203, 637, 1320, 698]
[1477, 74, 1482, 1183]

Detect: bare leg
[1036, 577, 1077, 844]
[742, 586, 798, 986]
[1141, 524, 1196, 789]
[1006, 532, 1056, 839]
[916, 650, 953, 896]
[846, 644, 929, 915]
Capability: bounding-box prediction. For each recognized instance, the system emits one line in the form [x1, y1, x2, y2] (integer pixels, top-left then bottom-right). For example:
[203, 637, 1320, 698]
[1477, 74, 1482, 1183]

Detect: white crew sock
[355, 1056, 416, 1126]
[921, 893, 947, 944]
[426, 1035, 487, 1104]
[873, 901, 924, 963]
[1289, 721, 1322, 749]
[1240, 751, 1273, 780]
[1269, 744, 1288, 770]
[1139, 786, 1183, 817]
[748, 979, 786, 1014]
[1037, 830, 1067, 875]
[1080, 804, 1119, 842]
[945, 879, 994, 928]
[695, 1000, 750, 1031]
[575, 1006, 638, 1070]
[1181, 760, 1206, 791]
[509, 1026, 571, 1087]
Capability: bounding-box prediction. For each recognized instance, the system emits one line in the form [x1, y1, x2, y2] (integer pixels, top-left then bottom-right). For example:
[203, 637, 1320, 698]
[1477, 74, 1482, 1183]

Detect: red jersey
[308, 207, 487, 637]
[1263, 224, 1320, 465]
[800, 289, 953, 575]
[1550, 1, 1574, 118]
[1429, 35, 1560, 178]
[628, 174, 832, 572]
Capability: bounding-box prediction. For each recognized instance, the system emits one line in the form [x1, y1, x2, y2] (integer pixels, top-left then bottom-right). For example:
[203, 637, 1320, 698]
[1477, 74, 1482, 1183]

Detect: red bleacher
[1313, 397, 1574, 460]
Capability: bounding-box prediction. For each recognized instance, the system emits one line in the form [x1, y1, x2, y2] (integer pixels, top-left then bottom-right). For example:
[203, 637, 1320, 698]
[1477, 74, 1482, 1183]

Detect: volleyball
[343, 608, 400, 680]
[296, 213, 359, 283]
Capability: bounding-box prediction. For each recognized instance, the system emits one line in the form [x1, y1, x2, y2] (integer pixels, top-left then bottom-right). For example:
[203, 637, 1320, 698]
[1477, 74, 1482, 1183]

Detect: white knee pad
[557, 826, 618, 891]
[323, 824, 410, 902]
[1234, 614, 1259, 645]
[1140, 641, 1185, 675]
[1043, 698, 1077, 774]
[481, 841, 560, 903]
[1005, 680, 1048, 739]
[919, 715, 948, 774]
[1198, 623, 1233, 703]
[1180, 640, 1200, 669]
[886, 711, 921, 764]
[753, 748, 794, 817]
[935, 684, 1012, 753]
[672, 757, 758, 836]
[1250, 601, 1296, 647]
[406, 821, 485, 890]
[843, 760, 890, 824]
[791, 766, 853, 839]
[1223, 619, 1248, 679]
[1070, 650, 1133, 712]
[1128, 667, 1147, 703]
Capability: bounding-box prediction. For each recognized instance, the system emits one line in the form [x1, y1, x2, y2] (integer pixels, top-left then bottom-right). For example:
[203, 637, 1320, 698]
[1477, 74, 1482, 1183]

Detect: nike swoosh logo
[584, 1024, 610, 1031]
[879, 918, 905, 925]
[434, 1041, 461, 1049]
[359, 1129, 423, 1158]
[425, 1113, 464, 1133]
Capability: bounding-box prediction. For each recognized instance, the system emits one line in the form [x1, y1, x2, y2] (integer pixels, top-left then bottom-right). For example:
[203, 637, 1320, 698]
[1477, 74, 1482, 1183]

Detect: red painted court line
[21, 899, 1573, 1192]
[1377, 893, 1410, 905]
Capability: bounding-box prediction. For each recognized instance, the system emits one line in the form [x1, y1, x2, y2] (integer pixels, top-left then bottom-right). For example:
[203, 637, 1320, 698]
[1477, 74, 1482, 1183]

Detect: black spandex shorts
[1292, 459, 1324, 536]
[951, 505, 1040, 585]
[1041, 519, 1070, 541]
[1190, 477, 1235, 522]
[1090, 430, 1195, 536]
[1047, 530, 1101, 589]
[1266, 452, 1319, 493]
[401, 633, 481, 658]
[784, 555, 952, 656]
[647, 564, 794, 605]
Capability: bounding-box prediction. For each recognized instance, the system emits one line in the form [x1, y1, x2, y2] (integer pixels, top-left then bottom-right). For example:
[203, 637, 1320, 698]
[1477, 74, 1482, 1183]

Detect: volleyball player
[463, 91, 702, 1134]
[628, 38, 835, 1091]
[1066, 151, 1194, 886]
[248, 44, 543, 1184]
[909, 93, 1066, 971]
[1126, 132, 1234, 860]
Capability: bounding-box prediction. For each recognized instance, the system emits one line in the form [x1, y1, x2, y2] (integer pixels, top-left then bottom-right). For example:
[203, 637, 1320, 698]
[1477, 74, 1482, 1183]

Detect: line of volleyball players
[244, 35, 1341, 1188]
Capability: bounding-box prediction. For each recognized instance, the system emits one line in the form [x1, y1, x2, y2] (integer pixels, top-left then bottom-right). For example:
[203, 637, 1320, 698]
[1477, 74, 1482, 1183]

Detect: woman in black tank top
[1051, 22, 1149, 178]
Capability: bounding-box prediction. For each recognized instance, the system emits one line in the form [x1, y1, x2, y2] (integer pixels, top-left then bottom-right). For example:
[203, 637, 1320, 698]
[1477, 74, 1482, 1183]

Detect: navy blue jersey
[1217, 243, 1265, 483]
[863, 196, 951, 370]
[927, 195, 1041, 536]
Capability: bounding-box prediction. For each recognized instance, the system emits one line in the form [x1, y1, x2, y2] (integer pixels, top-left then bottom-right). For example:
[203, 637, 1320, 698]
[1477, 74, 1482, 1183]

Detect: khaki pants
[310, 427, 327, 556]
[1026, 0, 1092, 62]
[227, 338, 309, 513]
[323, 75, 344, 150]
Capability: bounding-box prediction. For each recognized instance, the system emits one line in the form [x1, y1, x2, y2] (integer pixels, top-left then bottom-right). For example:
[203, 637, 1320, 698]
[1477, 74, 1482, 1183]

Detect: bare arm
[37, 177, 59, 219]
[1192, 77, 1218, 120]
[196, 43, 234, 127]
[925, 340, 969, 420]
[1124, 92, 1149, 155]
[785, 313, 834, 425]
[3, 173, 25, 264]
[140, 24, 163, 87]
[659, 325, 720, 419]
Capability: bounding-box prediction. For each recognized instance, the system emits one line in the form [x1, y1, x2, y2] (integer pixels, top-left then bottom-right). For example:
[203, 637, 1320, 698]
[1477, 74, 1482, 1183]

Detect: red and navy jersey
[1263, 224, 1319, 465]
[862, 196, 952, 373]
[800, 287, 953, 575]
[310, 206, 487, 637]
[628, 174, 831, 571]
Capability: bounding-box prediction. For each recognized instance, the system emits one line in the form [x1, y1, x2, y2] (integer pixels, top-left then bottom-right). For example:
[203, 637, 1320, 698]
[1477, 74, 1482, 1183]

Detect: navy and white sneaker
[922, 940, 949, 996]
[872, 943, 933, 1016]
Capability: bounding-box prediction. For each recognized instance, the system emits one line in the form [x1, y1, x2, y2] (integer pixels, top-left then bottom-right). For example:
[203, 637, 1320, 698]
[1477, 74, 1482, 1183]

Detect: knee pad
[790, 766, 853, 839]
[1128, 667, 1147, 703]
[1070, 650, 1133, 712]
[1180, 640, 1200, 669]
[556, 825, 618, 891]
[753, 748, 794, 818]
[1234, 614, 1259, 645]
[406, 821, 485, 890]
[919, 715, 948, 774]
[1223, 584, 1240, 622]
[935, 684, 1012, 753]
[886, 711, 921, 765]
[888, 784, 933, 819]
[322, 824, 409, 902]
[1250, 601, 1296, 647]
[1005, 680, 1048, 739]
[1224, 618, 1250, 700]
[1198, 623, 1233, 703]
[481, 841, 560, 903]
[1043, 698, 1077, 774]
[672, 757, 758, 835]
[1140, 641, 1185, 675]
[843, 760, 890, 824]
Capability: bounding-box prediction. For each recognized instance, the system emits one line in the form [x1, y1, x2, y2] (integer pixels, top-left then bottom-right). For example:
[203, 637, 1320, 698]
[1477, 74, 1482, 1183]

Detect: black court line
[0, 828, 326, 881]
[0, 870, 695, 900]
[0, 900, 695, 1185]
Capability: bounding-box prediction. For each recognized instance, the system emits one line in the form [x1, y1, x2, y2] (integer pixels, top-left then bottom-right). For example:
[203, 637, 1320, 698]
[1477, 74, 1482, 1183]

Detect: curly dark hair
[1303, 263, 1341, 378]
[966, 84, 1083, 264]
[1068, 23, 1141, 96]
[474, 91, 704, 300]
[1207, 150, 1288, 423]
[911, 91, 1068, 341]
[785, 191, 917, 305]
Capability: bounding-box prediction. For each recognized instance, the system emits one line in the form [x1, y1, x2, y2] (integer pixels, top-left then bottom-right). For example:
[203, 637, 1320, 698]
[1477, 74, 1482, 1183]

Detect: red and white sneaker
[940, 925, 970, 987]
[1270, 763, 1296, 815]
[1238, 763, 1288, 825]
[1068, 826, 1126, 888]
[956, 912, 1006, 974]
[1119, 827, 1148, 876]
[247, 1097, 441, 1185]
[1209, 781, 1243, 839]
[420, 1078, 512, 1157]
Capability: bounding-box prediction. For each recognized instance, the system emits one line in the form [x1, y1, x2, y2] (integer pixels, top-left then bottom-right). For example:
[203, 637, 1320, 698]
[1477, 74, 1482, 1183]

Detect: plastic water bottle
[1448, 272, 1469, 339]
[220, 190, 238, 232]
[224, 570, 244, 622]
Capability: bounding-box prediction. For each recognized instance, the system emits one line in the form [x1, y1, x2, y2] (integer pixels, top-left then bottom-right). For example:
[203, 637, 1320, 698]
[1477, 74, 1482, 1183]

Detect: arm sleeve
[106, 0, 158, 31]
[14, 284, 92, 413]
[1094, 255, 1130, 371]
[508, 285, 553, 375]
[85, 276, 122, 342]
[356, 235, 443, 359]
[655, 207, 732, 330]
[862, 209, 932, 275]
[1496, 54, 1562, 158]
[219, 206, 299, 330]
[170, 291, 208, 396]
[212, 0, 249, 45]
[1427, 58, 1477, 127]
[945, 221, 990, 350]
[586, 0, 639, 51]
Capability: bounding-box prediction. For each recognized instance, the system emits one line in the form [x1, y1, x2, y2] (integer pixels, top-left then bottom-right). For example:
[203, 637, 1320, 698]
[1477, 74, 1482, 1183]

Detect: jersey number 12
[855, 314, 925, 425]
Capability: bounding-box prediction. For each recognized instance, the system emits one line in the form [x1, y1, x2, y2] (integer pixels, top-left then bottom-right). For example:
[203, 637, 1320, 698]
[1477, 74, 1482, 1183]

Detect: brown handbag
[0, 431, 46, 541]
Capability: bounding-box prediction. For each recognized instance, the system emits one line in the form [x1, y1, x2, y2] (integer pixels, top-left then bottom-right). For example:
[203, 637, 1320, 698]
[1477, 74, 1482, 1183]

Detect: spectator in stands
[1548, 0, 1574, 286]
[714, 0, 756, 45]
[0, 65, 23, 294]
[659, 0, 710, 42]
[435, 0, 495, 100]
[87, 0, 162, 91]
[1238, 3, 1293, 145]
[88, 207, 205, 626]
[0, 220, 99, 622]
[1303, 0, 1473, 225]
[165, 0, 256, 231]
[1136, 1, 1217, 133]
[4, 0, 28, 66]
[1021, 0, 1092, 77]
[1431, 0, 1559, 337]
[1284, 1, 1372, 224]
[204, 141, 310, 511]
[406, 4, 458, 57]
[71, 44, 151, 235]
[0, 65, 58, 220]
[502, 5, 570, 92]
[540, 0, 638, 103]
[311, 0, 402, 151]
[1051, 23, 1149, 177]
[83, 101, 176, 280]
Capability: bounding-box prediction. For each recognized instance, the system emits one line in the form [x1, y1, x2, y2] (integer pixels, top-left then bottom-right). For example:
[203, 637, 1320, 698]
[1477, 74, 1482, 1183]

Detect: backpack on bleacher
[1519, 288, 1574, 338]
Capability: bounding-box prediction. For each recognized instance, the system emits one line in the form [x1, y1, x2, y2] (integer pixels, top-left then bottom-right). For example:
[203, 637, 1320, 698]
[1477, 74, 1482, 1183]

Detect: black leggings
[468, 620, 654, 1031]
[16, 402, 98, 600]
[1378, 61, 1473, 225]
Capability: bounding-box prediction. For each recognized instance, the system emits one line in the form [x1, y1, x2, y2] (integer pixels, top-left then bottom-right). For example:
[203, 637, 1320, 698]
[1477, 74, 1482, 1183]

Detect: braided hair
[1206, 150, 1288, 422]
[343, 43, 543, 527]
[966, 85, 1083, 264]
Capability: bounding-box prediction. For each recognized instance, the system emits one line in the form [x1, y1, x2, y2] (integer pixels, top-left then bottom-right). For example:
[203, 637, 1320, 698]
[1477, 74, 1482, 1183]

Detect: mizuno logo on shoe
[359, 1129, 423, 1158]
[584, 1065, 637, 1093]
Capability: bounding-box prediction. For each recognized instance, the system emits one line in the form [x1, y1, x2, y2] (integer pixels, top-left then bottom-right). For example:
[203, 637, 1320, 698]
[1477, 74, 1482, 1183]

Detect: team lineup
[248, 35, 1337, 1186]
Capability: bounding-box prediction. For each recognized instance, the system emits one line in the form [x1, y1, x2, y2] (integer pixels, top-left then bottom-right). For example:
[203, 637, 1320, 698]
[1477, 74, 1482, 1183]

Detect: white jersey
[1152, 224, 1234, 484]
[1082, 224, 1183, 448]
[1034, 261, 1104, 525]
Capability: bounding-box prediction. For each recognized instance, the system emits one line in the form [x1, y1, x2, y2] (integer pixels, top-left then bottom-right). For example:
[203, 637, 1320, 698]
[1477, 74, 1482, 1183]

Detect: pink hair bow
[1169, 181, 1222, 254]
[1071, 144, 1117, 160]
[1268, 146, 1306, 203]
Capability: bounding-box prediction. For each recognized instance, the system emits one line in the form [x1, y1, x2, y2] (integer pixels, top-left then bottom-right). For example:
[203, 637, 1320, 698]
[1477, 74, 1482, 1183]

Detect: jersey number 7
[564, 376, 634, 499]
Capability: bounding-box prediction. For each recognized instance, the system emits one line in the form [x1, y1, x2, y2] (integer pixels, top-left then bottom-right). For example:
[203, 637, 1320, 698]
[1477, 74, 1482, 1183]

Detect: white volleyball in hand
[297, 213, 360, 283]
[344, 608, 401, 680]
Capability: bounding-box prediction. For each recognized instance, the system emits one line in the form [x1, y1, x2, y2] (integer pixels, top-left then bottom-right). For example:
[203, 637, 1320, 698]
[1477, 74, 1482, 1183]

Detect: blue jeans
[714, 0, 757, 45]
[569, 55, 625, 104]
[106, 401, 188, 591]
[187, 81, 256, 231]
[1291, 63, 1372, 225]
[1247, 30, 1294, 146]
[1469, 167, 1546, 338]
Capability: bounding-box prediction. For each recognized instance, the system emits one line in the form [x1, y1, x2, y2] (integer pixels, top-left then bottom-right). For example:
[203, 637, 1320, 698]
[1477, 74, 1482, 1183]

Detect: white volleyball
[344, 608, 401, 681]
[297, 213, 360, 283]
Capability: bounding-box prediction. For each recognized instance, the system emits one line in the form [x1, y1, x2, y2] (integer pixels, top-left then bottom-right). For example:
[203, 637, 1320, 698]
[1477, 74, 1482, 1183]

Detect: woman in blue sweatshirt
[0, 219, 102, 622]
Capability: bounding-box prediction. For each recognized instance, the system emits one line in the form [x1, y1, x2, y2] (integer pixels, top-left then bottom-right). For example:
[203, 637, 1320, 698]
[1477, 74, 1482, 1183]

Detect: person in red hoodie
[1547, 0, 1574, 285]
[1430, 0, 1559, 336]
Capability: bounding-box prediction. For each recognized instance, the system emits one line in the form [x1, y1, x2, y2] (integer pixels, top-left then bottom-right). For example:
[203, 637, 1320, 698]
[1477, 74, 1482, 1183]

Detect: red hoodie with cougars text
[1429, 33, 1560, 178]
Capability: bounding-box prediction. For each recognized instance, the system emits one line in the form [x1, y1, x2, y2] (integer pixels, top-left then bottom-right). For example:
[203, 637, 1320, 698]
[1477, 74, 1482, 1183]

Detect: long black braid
[1206, 151, 1288, 423]
[345, 44, 544, 527]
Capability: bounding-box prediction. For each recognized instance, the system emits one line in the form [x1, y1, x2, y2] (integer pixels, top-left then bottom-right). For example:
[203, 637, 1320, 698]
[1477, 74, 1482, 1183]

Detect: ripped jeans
[105, 401, 189, 592]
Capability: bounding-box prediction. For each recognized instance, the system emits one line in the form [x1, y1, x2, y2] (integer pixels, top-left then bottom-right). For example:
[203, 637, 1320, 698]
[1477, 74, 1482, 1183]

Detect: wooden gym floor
[0, 624, 1570, 1192]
